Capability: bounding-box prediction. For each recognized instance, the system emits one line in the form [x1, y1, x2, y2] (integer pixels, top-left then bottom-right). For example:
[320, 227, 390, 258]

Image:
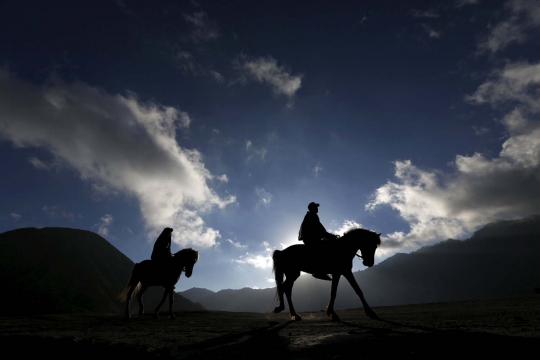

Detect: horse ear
[377, 233, 381, 236]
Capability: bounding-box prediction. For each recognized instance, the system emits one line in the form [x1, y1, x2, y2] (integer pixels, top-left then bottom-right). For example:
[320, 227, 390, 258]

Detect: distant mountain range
[0, 227, 204, 315]
[2, 216, 539, 316]
[179, 215, 540, 312]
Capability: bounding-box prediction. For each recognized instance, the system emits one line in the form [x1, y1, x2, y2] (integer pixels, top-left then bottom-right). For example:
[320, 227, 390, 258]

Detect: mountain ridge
[180, 215, 540, 312]
[0, 227, 204, 315]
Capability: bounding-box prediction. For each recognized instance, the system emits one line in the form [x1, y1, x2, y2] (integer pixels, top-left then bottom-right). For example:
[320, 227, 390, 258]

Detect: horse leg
[137, 285, 148, 317]
[154, 287, 169, 318]
[343, 271, 379, 320]
[325, 274, 341, 321]
[284, 270, 301, 321]
[168, 287, 176, 320]
[273, 282, 286, 314]
[124, 285, 135, 319]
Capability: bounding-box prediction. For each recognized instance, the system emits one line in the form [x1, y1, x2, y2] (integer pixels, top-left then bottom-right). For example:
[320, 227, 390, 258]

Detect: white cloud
[313, 165, 323, 176]
[95, 214, 114, 237]
[210, 70, 224, 83]
[239, 56, 302, 104]
[411, 9, 440, 18]
[226, 238, 247, 249]
[422, 24, 441, 38]
[266, 277, 275, 283]
[233, 241, 274, 269]
[456, 0, 479, 7]
[479, 0, 540, 53]
[255, 187, 273, 205]
[176, 51, 197, 74]
[215, 174, 229, 182]
[330, 220, 364, 236]
[245, 140, 267, 162]
[182, 11, 220, 43]
[472, 125, 490, 136]
[0, 69, 236, 247]
[234, 251, 273, 269]
[366, 60, 540, 251]
[42, 205, 75, 220]
[10, 213, 21, 220]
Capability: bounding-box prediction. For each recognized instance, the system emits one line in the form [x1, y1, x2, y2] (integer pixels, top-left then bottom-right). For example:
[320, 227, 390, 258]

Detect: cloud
[226, 238, 247, 249]
[255, 187, 273, 206]
[42, 205, 75, 220]
[472, 125, 490, 136]
[10, 213, 21, 220]
[233, 252, 273, 269]
[245, 140, 267, 162]
[94, 214, 113, 237]
[366, 61, 540, 251]
[176, 51, 197, 74]
[210, 70, 224, 83]
[233, 241, 274, 269]
[422, 24, 441, 38]
[182, 11, 220, 43]
[0, 69, 236, 247]
[313, 165, 323, 176]
[456, 0, 480, 7]
[331, 220, 364, 236]
[411, 9, 440, 18]
[478, 0, 540, 53]
[238, 56, 302, 105]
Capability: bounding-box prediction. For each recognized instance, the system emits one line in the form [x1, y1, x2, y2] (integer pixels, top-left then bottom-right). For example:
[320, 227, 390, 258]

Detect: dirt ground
[1, 295, 539, 359]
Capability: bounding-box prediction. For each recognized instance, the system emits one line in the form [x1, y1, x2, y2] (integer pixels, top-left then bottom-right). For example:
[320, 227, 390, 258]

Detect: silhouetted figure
[274, 227, 382, 321]
[298, 202, 338, 281]
[151, 227, 174, 269]
[119, 247, 199, 319]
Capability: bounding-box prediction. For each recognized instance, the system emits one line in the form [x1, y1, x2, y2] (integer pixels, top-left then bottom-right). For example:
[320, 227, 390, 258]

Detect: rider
[298, 202, 339, 281]
[151, 227, 174, 269]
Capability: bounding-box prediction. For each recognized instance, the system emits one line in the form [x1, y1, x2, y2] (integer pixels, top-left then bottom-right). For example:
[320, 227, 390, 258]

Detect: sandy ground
[1, 295, 539, 359]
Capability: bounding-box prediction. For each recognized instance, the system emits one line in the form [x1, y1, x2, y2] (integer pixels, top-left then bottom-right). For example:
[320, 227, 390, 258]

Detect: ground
[1, 295, 539, 359]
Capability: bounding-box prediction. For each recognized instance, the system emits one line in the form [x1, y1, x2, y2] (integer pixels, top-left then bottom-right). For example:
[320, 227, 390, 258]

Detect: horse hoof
[330, 313, 340, 322]
[169, 315, 176, 320]
[292, 314, 302, 321]
[366, 311, 379, 320]
[154, 312, 159, 318]
[273, 305, 285, 314]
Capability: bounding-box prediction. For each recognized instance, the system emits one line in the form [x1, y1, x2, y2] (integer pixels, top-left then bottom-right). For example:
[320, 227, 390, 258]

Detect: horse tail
[272, 250, 284, 301]
[118, 263, 142, 302]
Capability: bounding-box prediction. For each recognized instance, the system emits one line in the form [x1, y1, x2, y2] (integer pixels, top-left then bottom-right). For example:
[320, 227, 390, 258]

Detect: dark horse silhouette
[118, 248, 199, 319]
[272, 227, 381, 321]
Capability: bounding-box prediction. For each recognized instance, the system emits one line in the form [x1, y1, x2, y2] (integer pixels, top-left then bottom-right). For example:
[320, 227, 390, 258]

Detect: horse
[118, 248, 199, 319]
[272, 227, 381, 321]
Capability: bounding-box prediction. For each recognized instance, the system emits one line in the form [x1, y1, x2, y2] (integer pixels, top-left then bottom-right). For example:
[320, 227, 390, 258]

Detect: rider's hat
[308, 202, 319, 210]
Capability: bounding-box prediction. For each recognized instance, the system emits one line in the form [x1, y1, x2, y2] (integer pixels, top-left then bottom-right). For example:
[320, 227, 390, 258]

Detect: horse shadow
[173, 320, 295, 359]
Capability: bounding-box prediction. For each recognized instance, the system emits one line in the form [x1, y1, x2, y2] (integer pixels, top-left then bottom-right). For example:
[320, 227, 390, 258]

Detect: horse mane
[173, 247, 199, 262]
[342, 227, 381, 246]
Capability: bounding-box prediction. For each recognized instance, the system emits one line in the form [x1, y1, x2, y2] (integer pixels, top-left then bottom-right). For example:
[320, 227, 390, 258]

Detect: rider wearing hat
[298, 202, 339, 281]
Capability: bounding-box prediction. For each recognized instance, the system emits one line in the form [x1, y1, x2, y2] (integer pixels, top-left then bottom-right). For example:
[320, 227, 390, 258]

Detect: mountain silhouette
[180, 215, 540, 312]
[0, 227, 204, 315]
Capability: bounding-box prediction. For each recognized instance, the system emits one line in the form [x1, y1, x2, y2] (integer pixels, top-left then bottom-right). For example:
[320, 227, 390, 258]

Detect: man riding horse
[151, 227, 174, 271]
[298, 202, 339, 281]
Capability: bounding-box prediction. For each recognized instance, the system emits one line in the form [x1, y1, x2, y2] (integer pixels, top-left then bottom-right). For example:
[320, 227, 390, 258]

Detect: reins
[355, 253, 363, 259]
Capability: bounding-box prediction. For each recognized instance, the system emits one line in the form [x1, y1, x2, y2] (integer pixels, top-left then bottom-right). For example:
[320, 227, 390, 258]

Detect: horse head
[344, 228, 381, 267]
[174, 248, 199, 278]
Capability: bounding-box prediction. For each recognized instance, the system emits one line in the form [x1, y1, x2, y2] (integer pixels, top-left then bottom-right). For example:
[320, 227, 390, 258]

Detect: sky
[1, 0, 540, 292]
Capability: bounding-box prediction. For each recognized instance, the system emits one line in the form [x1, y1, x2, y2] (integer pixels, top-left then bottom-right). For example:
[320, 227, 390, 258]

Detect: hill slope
[180, 215, 540, 312]
[0, 227, 204, 315]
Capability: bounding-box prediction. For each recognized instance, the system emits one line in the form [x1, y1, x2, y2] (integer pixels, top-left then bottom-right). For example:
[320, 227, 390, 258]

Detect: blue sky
[1, 0, 540, 292]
